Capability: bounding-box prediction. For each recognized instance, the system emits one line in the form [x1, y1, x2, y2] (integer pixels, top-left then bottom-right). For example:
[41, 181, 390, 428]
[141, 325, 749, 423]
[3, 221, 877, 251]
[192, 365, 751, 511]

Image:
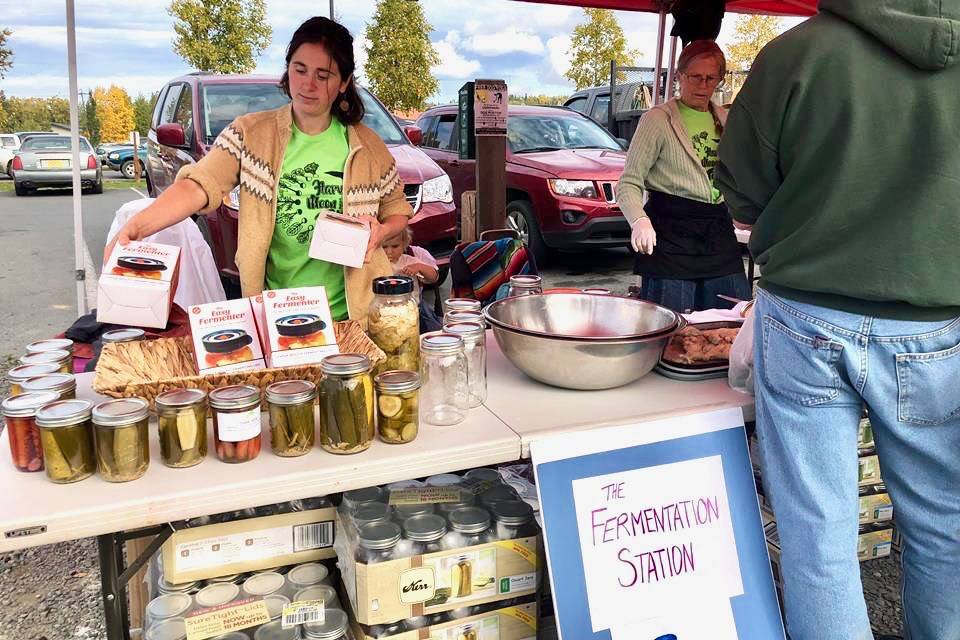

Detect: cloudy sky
[1, 1, 805, 102]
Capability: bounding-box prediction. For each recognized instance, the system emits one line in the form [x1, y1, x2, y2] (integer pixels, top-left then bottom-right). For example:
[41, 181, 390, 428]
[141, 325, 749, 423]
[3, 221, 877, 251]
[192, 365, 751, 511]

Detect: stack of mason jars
[361, 597, 536, 639]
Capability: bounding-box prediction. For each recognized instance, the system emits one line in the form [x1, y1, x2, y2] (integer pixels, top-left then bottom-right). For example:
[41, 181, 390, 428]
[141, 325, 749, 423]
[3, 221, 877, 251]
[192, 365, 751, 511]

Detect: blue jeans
[753, 289, 960, 639]
[640, 272, 752, 312]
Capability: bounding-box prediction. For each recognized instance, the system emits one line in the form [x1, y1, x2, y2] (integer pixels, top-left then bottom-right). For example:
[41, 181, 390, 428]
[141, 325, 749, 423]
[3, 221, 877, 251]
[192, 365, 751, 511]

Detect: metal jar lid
[2, 391, 59, 418]
[374, 370, 421, 394]
[293, 584, 338, 607]
[212, 634, 251, 640]
[265, 380, 317, 405]
[386, 479, 424, 491]
[358, 521, 402, 550]
[144, 617, 187, 640]
[403, 514, 448, 542]
[302, 608, 348, 640]
[448, 507, 491, 535]
[146, 592, 192, 620]
[26, 339, 75, 355]
[195, 582, 239, 608]
[480, 484, 519, 506]
[425, 473, 462, 487]
[206, 573, 244, 584]
[373, 275, 414, 296]
[394, 503, 435, 519]
[287, 562, 330, 587]
[436, 492, 476, 514]
[343, 486, 384, 508]
[262, 594, 290, 620]
[35, 399, 93, 428]
[420, 333, 464, 355]
[158, 577, 200, 593]
[353, 502, 391, 527]
[155, 388, 208, 411]
[209, 385, 260, 410]
[443, 309, 484, 324]
[8, 363, 61, 383]
[491, 499, 535, 526]
[464, 467, 501, 483]
[320, 353, 370, 376]
[253, 620, 297, 640]
[20, 373, 77, 395]
[102, 328, 146, 344]
[20, 350, 71, 367]
[92, 397, 150, 428]
[444, 298, 481, 312]
[242, 572, 285, 596]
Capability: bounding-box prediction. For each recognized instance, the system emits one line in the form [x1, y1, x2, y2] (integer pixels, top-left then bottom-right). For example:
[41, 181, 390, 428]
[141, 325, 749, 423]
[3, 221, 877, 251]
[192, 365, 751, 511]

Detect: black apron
[633, 190, 744, 280]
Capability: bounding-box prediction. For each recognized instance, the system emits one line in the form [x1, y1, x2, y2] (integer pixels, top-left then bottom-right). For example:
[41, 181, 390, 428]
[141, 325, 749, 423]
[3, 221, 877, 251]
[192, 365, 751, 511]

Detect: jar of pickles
[419, 333, 467, 426]
[209, 385, 262, 463]
[374, 370, 420, 444]
[441, 321, 486, 408]
[266, 380, 317, 457]
[92, 398, 151, 482]
[318, 354, 374, 455]
[2, 391, 58, 472]
[155, 389, 208, 468]
[34, 399, 97, 484]
[368, 276, 419, 374]
[442, 298, 481, 316]
[7, 363, 60, 396]
[26, 339, 75, 372]
[20, 373, 77, 400]
[20, 349, 72, 374]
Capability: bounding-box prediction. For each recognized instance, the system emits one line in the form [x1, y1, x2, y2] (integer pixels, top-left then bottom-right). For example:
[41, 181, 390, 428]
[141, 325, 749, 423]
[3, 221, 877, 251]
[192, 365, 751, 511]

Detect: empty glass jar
[403, 514, 448, 554]
[356, 522, 402, 564]
[441, 321, 486, 408]
[442, 298, 481, 316]
[506, 274, 542, 297]
[419, 333, 467, 426]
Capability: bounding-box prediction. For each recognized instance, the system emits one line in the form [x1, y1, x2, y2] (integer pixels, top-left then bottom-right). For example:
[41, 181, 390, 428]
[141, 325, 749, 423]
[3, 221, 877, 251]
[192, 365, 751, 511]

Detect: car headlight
[549, 179, 598, 199]
[421, 174, 453, 204]
[224, 186, 240, 210]
[108, 152, 119, 159]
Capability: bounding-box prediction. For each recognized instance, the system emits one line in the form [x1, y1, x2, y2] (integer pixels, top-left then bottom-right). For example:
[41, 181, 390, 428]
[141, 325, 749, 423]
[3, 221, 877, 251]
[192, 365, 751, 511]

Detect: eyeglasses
[683, 73, 723, 86]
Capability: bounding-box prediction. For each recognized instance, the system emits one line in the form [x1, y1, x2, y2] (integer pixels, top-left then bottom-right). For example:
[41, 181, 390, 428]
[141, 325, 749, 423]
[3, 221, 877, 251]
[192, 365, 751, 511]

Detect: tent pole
[664, 33, 679, 103]
[653, 11, 666, 105]
[65, 0, 88, 318]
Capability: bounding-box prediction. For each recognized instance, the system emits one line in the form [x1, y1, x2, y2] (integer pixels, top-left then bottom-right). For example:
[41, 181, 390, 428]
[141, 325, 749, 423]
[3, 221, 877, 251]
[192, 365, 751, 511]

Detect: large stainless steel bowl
[483, 293, 683, 390]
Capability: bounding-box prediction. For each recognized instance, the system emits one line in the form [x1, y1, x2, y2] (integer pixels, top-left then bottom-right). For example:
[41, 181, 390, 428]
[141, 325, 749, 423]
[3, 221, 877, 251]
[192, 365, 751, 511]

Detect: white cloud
[464, 27, 544, 56]
[546, 35, 571, 78]
[1, 73, 184, 99]
[432, 31, 481, 79]
[354, 36, 370, 82]
[11, 25, 171, 50]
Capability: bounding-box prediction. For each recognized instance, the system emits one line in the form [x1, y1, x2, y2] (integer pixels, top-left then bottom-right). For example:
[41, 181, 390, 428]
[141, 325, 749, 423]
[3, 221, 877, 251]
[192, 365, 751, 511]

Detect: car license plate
[41, 159, 70, 168]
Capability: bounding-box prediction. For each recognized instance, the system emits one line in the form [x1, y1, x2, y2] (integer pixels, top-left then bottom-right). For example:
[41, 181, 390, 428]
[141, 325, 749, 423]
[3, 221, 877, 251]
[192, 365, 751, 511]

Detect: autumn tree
[565, 9, 638, 90]
[725, 15, 782, 73]
[83, 90, 101, 146]
[168, 0, 271, 73]
[0, 29, 13, 79]
[94, 86, 136, 143]
[364, 0, 440, 112]
[132, 93, 157, 136]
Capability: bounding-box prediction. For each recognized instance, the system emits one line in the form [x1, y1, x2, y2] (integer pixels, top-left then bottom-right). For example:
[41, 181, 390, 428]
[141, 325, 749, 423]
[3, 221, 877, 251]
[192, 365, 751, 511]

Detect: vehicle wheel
[92, 178, 104, 194]
[14, 182, 27, 196]
[121, 160, 136, 179]
[506, 200, 548, 267]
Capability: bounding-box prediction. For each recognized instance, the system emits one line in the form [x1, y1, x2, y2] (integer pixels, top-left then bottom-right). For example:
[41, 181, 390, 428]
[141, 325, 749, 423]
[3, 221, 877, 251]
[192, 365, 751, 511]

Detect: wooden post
[132, 131, 141, 183]
[125, 537, 152, 637]
[475, 136, 506, 233]
[460, 190, 477, 243]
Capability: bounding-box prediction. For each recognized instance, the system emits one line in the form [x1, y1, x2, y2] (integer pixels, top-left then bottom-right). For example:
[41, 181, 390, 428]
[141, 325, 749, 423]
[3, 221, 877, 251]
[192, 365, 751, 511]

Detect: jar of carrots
[2, 391, 59, 472]
[208, 385, 262, 463]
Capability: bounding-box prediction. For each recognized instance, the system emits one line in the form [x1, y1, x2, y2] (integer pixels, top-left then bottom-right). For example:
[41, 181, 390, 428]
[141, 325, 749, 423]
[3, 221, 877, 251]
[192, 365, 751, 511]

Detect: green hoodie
[717, 1, 960, 319]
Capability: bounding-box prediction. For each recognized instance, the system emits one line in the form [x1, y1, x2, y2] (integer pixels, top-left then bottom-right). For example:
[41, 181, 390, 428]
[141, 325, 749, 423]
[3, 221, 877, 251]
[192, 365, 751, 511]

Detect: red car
[415, 105, 630, 264]
[146, 73, 456, 295]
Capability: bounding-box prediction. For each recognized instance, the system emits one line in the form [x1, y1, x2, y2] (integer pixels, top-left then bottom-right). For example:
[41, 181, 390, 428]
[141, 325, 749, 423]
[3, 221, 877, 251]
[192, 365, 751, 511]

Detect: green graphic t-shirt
[677, 102, 722, 203]
[267, 119, 350, 320]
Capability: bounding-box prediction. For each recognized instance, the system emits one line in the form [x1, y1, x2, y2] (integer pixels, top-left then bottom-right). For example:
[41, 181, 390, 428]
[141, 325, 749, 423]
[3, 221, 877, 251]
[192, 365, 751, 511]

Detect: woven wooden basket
[93, 321, 385, 407]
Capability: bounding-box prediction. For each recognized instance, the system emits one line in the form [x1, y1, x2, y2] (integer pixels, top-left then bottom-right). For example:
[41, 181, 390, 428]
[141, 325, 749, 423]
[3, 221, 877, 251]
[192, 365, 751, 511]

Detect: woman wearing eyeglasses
[617, 40, 749, 312]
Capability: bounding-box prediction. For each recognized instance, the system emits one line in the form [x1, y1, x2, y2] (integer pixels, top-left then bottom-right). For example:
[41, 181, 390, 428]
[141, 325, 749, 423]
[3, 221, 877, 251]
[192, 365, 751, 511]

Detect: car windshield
[21, 136, 91, 152]
[508, 113, 621, 153]
[199, 82, 407, 146]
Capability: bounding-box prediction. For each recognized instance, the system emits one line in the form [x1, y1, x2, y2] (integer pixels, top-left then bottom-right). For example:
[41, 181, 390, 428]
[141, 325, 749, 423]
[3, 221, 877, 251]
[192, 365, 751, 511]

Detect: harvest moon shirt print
[266, 119, 350, 320]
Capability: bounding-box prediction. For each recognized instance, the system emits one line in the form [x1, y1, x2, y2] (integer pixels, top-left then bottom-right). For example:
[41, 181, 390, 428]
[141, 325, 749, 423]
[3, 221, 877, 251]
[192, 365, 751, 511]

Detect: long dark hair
[279, 17, 364, 125]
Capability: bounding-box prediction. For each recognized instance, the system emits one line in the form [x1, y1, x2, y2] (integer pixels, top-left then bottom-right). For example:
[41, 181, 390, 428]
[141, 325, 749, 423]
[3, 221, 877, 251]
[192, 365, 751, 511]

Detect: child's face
[382, 238, 404, 263]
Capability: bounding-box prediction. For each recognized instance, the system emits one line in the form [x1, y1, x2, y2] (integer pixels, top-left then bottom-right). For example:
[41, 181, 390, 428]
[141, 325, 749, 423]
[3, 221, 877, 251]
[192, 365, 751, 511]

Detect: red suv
[146, 73, 457, 295]
[415, 105, 630, 264]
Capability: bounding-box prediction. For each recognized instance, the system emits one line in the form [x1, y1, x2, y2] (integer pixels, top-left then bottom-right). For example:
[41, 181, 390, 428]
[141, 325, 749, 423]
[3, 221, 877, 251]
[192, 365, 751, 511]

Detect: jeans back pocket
[896, 340, 960, 425]
[761, 316, 844, 406]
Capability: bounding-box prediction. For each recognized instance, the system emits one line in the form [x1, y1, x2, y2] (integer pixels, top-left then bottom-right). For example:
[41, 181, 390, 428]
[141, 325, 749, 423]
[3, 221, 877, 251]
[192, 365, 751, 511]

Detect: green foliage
[1, 96, 70, 132]
[83, 90, 101, 146]
[364, 0, 440, 112]
[725, 15, 782, 73]
[168, 0, 271, 73]
[0, 29, 13, 79]
[565, 9, 638, 90]
[133, 93, 158, 136]
[508, 94, 567, 106]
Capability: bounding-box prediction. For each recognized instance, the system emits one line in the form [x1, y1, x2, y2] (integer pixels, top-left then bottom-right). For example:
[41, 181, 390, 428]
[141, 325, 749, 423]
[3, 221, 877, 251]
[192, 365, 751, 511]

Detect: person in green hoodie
[717, 2, 960, 639]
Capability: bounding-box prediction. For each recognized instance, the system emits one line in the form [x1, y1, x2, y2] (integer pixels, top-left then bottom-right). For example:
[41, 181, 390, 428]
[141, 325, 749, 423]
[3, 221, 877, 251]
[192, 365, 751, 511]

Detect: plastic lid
[343, 486, 384, 508]
[201, 329, 254, 354]
[320, 353, 370, 376]
[444, 298, 481, 311]
[265, 380, 317, 405]
[195, 582, 239, 608]
[403, 514, 447, 542]
[242, 572, 285, 596]
[275, 314, 326, 338]
[209, 385, 260, 410]
[2, 391, 59, 418]
[358, 521, 402, 550]
[144, 617, 187, 640]
[263, 594, 290, 620]
[374, 370, 421, 393]
[287, 562, 330, 587]
[491, 499, 535, 526]
[302, 608, 348, 639]
[7, 363, 60, 382]
[373, 275, 414, 295]
[117, 256, 167, 272]
[102, 328, 146, 343]
[20, 350, 70, 366]
[26, 338, 74, 354]
[253, 621, 297, 640]
[146, 593, 192, 619]
[92, 397, 150, 427]
[425, 474, 462, 487]
[464, 468, 501, 482]
[448, 507, 491, 535]
[155, 388, 207, 410]
[352, 502, 391, 527]
[442, 321, 485, 340]
[20, 373, 76, 394]
[35, 399, 93, 428]
[420, 333, 464, 355]
[293, 584, 337, 607]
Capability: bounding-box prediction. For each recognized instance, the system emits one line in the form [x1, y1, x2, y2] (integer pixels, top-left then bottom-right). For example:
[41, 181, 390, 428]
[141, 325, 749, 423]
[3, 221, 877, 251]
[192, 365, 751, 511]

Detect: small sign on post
[473, 79, 507, 136]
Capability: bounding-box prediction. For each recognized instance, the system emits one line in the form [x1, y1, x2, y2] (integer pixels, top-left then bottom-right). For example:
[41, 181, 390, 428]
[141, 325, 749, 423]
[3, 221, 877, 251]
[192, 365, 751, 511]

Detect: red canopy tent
[513, 0, 818, 16]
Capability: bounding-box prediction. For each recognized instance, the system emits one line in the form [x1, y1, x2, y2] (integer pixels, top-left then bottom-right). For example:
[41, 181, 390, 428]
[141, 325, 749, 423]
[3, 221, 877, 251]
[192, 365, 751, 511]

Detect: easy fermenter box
[97, 240, 181, 329]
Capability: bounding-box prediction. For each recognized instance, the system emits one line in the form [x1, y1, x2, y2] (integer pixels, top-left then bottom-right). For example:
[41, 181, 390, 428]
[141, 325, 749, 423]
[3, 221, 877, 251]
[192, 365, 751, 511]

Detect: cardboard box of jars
[349, 598, 538, 640]
[334, 475, 542, 626]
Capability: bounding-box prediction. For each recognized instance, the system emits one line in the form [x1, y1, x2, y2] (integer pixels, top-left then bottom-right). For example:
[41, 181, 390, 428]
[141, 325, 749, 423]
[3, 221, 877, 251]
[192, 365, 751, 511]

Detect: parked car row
[10, 134, 103, 195]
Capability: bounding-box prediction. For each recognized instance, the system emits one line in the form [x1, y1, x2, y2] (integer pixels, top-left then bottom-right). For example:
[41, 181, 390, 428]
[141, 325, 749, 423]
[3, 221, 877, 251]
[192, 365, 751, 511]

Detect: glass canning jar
[491, 499, 539, 540]
[266, 380, 317, 457]
[442, 309, 484, 327]
[341, 486, 385, 512]
[254, 621, 298, 640]
[20, 373, 77, 401]
[7, 363, 60, 396]
[352, 502, 391, 528]
[374, 370, 420, 444]
[419, 333, 467, 426]
[356, 522, 402, 564]
[441, 321, 486, 408]
[92, 397, 150, 482]
[403, 514, 448, 554]
[368, 276, 419, 375]
[2, 391, 58, 472]
[101, 328, 146, 344]
[445, 507, 493, 548]
[35, 399, 97, 484]
[506, 274, 542, 297]
[26, 339, 75, 373]
[286, 562, 331, 592]
[20, 349, 72, 374]
[155, 388, 208, 468]
[319, 354, 374, 454]
[145, 592, 193, 629]
[299, 608, 349, 640]
[442, 298, 481, 316]
[209, 385, 262, 463]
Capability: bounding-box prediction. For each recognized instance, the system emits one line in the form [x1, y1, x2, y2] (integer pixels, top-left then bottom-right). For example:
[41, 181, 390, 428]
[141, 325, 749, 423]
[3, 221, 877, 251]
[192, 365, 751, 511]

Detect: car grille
[600, 182, 617, 204]
[404, 183, 422, 212]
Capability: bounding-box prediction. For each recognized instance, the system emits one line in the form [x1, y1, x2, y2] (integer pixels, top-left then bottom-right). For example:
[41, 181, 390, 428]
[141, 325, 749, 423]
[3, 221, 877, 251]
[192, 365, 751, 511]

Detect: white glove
[630, 217, 657, 255]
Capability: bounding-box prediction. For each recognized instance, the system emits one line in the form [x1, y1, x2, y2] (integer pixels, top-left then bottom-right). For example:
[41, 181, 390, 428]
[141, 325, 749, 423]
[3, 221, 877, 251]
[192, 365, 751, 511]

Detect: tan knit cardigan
[177, 104, 412, 325]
